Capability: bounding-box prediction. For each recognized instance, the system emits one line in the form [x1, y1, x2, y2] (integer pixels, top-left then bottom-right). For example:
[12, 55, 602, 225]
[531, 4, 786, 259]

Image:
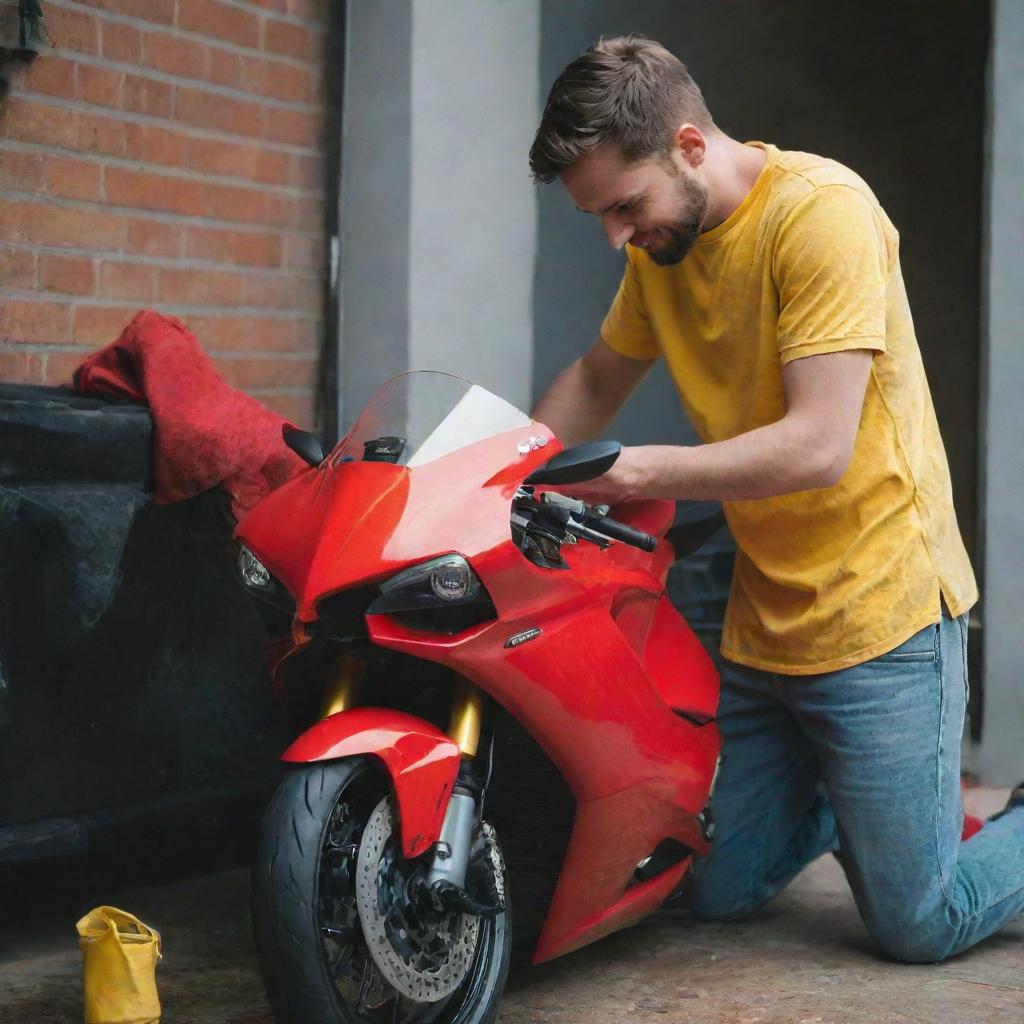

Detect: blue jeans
[688, 610, 1024, 962]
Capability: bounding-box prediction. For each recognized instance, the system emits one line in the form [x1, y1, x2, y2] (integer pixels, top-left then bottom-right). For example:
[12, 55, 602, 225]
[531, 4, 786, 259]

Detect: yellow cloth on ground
[601, 142, 977, 674]
[77, 906, 161, 1024]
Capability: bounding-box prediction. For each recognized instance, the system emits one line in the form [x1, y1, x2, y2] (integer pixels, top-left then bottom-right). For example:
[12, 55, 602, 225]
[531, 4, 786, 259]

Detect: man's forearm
[531, 356, 622, 446]
[621, 415, 847, 502]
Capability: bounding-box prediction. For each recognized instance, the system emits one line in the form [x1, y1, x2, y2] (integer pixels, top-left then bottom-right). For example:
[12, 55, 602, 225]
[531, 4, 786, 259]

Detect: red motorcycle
[237, 371, 723, 1024]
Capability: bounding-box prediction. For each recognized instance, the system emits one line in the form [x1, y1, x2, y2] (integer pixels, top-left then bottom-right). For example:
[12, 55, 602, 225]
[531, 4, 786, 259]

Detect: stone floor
[1, 788, 1021, 1024]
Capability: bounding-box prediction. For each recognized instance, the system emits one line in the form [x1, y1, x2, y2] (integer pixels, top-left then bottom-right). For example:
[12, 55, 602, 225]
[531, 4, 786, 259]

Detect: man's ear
[674, 123, 706, 168]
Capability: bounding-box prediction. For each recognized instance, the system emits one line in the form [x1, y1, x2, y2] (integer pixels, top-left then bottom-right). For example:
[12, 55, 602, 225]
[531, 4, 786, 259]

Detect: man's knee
[687, 875, 761, 922]
[862, 909, 955, 964]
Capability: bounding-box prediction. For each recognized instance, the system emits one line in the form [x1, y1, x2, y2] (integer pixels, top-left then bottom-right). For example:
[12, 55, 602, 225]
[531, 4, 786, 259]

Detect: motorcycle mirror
[283, 424, 325, 467]
[524, 440, 621, 485]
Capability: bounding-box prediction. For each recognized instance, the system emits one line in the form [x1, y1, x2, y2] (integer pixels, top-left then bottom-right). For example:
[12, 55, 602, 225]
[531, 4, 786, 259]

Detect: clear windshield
[332, 371, 533, 468]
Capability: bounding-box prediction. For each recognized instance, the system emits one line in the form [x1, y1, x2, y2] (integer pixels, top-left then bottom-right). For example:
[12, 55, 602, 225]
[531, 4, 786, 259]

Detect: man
[529, 34, 1024, 963]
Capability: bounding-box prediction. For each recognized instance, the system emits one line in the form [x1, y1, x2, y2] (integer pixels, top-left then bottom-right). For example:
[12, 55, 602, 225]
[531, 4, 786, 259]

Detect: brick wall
[0, 0, 330, 429]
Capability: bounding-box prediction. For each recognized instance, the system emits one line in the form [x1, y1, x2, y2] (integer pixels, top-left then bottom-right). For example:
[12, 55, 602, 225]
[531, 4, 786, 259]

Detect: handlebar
[533, 491, 658, 553]
[582, 512, 658, 552]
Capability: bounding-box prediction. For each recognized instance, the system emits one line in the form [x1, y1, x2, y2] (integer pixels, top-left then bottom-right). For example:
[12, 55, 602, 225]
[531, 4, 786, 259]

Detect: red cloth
[74, 310, 306, 519]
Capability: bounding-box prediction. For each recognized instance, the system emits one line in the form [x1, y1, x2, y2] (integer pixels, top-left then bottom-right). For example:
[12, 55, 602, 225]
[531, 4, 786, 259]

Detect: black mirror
[525, 440, 621, 485]
[283, 424, 325, 467]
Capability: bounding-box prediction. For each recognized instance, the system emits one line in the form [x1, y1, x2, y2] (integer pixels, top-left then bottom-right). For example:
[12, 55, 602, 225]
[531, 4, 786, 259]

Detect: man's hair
[529, 34, 715, 183]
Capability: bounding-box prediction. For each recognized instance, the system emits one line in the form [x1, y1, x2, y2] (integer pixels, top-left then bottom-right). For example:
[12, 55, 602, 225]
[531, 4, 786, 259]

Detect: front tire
[251, 758, 511, 1024]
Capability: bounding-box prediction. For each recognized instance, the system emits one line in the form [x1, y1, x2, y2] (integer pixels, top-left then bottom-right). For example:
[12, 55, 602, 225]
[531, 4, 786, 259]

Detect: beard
[647, 172, 709, 266]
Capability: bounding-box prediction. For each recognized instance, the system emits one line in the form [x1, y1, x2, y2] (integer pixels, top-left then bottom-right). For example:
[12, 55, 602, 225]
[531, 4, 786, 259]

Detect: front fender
[282, 707, 461, 858]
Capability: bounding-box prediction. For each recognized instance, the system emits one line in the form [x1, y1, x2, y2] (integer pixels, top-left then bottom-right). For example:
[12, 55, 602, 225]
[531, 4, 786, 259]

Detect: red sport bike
[238, 371, 723, 1024]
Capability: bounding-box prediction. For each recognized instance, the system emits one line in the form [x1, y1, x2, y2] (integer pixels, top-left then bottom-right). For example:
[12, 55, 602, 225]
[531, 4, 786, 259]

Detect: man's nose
[601, 214, 635, 250]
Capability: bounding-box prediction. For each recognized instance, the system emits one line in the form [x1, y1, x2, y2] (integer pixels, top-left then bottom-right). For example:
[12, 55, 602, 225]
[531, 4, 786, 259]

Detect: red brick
[205, 269, 245, 305]
[99, 259, 156, 300]
[283, 232, 322, 270]
[0, 247, 37, 289]
[125, 123, 188, 167]
[290, 153, 324, 191]
[102, 21, 142, 63]
[157, 267, 208, 304]
[263, 19, 309, 59]
[144, 31, 207, 78]
[40, 3, 99, 55]
[73, 304, 138, 346]
[0, 149, 45, 190]
[23, 56, 77, 98]
[44, 350, 91, 385]
[125, 218, 182, 258]
[206, 47, 242, 89]
[187, 136, 289, 184]
[178, 0, 260, 49]
[263, 192, 297, 228]
[186, 226, 282, 266]
[123, 75, 173, 118]
[45, 156, 103, 202]
[187, 314, 297, 350]
[77, 63, 123, 108]
[204, 183, 269, 224]
[176, 86, 263, 138]
[158, 266, 247, 307]
[264, 107, 318, 147]
[242, 272, 320, 310]
[75, 0, 174, 25]
[38, 253, 95, 296]
[259, 391, 315, 429]
[1, 199, 125, 251]
[0, 351, 45, 382]
[77, 112, 127, 156]
[106, 167, 204, 216]
[240, 55, 310, 103]
[0, 299, 73, 343]
[2, 97, 78, 149]
[214, 354, 315, 389]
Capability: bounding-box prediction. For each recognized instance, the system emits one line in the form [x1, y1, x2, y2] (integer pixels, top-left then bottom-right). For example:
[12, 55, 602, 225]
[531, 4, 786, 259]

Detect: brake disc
[355, 796, 479, 1003]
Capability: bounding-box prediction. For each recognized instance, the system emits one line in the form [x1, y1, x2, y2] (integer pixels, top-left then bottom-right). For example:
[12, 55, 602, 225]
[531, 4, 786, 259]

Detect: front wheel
[252, 758, 511, 1024]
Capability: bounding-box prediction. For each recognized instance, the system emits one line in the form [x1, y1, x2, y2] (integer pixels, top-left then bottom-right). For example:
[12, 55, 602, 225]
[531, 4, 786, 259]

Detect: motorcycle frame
[237, 422, 721, 964]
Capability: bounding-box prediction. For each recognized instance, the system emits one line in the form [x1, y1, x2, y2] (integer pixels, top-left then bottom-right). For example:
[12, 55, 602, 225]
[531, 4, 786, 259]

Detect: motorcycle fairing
[281, 706, 461, 859]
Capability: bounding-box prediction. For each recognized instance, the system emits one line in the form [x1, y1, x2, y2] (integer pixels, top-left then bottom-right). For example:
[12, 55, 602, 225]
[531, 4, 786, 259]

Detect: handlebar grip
[586, 514, 658, 552]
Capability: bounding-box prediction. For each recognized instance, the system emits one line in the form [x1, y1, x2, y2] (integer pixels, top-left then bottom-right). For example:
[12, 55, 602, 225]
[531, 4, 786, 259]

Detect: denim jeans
[688, 610, 1024, 962]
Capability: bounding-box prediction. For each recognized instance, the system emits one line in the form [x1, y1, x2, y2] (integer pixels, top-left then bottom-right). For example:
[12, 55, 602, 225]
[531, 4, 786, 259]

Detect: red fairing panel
[644, 596, 719, 723]
[281, 708, 461, 859]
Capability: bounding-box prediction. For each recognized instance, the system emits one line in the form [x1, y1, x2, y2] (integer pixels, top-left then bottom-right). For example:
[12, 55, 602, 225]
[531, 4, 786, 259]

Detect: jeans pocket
[875, 621, 940, 663]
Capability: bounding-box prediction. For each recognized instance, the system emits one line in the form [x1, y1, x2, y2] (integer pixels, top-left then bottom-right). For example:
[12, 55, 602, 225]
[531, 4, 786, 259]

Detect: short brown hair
[529, 34, 715, 183]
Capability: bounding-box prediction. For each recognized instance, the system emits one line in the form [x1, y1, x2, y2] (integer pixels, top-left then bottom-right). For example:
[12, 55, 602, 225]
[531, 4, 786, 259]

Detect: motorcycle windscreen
[331, 371, 532, 469]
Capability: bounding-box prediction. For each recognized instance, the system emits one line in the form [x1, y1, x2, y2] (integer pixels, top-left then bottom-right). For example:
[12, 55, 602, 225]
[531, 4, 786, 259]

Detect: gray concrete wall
[339, 0, 539, 429]
[409, 0, 539, 411]
[973, 0, 1024, 785]
[337, 0, 413, 433]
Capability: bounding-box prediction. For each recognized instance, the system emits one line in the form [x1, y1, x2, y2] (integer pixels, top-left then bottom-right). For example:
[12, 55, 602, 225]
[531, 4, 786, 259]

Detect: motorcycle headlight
[238, 544, 272, 589]
[368, 555, 485, 613]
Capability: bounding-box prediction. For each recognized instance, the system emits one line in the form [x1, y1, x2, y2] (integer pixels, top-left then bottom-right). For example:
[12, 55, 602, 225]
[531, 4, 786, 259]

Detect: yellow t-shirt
[601, 142, 977, 675]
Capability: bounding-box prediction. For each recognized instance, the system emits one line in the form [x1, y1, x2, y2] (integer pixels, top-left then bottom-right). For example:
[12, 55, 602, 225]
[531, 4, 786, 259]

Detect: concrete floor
[1, 789, 1021, 1024]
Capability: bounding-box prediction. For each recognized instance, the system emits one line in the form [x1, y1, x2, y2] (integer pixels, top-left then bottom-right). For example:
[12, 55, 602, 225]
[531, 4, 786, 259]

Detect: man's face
[560, 143, 709, 266]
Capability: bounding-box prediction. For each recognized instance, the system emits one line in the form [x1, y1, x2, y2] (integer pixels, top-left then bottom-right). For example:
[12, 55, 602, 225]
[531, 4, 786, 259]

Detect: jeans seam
[934, 620, 956, 905]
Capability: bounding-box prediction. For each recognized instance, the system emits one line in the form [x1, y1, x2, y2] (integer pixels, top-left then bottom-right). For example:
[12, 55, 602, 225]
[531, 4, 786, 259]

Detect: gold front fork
[447, 678, 483, 758]
[319, 652, 365, 718]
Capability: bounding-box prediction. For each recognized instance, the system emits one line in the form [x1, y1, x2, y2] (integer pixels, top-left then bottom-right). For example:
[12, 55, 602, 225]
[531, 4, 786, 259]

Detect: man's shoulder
[768, 146, 881, 212]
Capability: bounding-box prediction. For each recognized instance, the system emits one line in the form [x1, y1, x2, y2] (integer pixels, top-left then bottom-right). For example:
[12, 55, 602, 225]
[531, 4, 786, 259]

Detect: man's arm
[531, 337, 655, 447]
[568, 348, 874, 503]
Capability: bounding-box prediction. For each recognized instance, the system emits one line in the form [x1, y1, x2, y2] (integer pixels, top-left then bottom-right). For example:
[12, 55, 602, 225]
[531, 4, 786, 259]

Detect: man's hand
[557, 348, 875, 504]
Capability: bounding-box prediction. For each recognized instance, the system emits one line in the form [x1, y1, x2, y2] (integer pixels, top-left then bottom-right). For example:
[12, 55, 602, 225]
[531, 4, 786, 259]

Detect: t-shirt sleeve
[599, 250, 661, 360]
[773, 185, 889, 365]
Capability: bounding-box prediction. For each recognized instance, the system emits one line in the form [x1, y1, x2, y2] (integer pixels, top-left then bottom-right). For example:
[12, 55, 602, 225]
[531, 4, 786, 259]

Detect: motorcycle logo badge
[504, 627, 542, 649]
